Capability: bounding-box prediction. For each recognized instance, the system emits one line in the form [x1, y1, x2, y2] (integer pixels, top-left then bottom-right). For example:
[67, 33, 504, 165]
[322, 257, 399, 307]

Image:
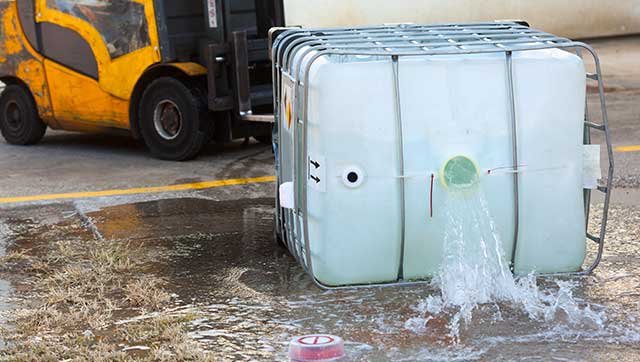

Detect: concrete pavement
[0, 35, 638, 362]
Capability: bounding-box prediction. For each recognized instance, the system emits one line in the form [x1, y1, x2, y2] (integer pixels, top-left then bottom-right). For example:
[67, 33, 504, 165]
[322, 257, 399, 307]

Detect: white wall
[283, 0, 640, 39]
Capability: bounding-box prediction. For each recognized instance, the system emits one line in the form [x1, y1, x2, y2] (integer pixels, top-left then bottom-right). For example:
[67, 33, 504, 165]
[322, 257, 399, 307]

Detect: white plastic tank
[274, 23, 591, 287]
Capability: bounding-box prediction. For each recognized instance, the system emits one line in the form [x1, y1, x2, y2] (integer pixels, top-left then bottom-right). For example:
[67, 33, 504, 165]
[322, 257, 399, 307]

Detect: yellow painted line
[615, 145, 640, 153]
[0, 176, 276, 204]
[2, 143, 637, 204]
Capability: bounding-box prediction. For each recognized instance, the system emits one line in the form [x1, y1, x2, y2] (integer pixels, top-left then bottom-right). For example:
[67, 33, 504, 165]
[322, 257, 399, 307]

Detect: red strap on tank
[430, 173, 435, 218]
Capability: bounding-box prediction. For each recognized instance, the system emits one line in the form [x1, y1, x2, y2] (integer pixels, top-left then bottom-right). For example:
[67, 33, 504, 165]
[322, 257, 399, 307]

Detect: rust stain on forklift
[0, 0, 157, 128]
[0, 1, 54, 121]
[0, 0, 279, 160]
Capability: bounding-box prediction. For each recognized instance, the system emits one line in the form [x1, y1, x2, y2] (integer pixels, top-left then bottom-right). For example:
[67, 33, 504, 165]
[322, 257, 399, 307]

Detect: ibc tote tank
[272, 23, 612, 288]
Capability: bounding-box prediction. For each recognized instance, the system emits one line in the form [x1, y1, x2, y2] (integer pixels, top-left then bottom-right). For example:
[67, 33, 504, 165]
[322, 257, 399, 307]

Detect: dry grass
[0, 236, 209, 361]
[124, 278, 171, 310]
[0, 337, 131, 362]
[90, 242, 135, 273]
[2, 315, 214, 362]
[123, 316, 215, 362]
[0, 249, 31, 269]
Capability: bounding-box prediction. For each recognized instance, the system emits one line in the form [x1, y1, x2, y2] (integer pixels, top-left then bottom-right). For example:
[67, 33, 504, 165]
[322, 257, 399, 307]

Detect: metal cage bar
[505, 51, 521, 273]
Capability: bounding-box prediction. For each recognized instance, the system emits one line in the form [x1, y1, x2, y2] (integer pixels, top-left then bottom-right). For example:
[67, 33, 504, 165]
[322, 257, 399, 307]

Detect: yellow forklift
[0, 0, 281, 160]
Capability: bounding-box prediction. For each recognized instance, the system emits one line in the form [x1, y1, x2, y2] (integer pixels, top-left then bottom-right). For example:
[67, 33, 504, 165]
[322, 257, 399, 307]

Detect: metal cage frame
[270, 22, 614, 289]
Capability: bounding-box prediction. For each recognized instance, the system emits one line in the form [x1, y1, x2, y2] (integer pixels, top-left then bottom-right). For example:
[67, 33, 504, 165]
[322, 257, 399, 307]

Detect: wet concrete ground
[1, 195, 639, 360]
[0, 36, 639, 360]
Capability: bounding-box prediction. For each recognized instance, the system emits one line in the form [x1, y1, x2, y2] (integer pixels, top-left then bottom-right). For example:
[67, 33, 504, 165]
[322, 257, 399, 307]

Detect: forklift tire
[0, 84, 46, 145]
[139, 77, 209, 161]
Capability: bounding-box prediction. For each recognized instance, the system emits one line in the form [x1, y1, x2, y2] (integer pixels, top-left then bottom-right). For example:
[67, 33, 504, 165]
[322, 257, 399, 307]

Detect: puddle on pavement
[1, 198, 639, 360]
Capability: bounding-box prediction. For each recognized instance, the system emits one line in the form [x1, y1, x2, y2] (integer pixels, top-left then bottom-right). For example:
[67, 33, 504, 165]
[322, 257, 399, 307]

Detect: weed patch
[0, 235, 209, 361]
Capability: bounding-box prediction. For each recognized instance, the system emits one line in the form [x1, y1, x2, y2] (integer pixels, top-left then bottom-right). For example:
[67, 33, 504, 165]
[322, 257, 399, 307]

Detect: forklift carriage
[0, 0, 282, 160]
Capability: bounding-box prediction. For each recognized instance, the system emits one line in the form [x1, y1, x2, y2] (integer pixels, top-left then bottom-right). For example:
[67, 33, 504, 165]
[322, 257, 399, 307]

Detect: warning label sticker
[583, 144, 601, 189]
[308, 154, 326, 193]
[281, 76, 296, 131]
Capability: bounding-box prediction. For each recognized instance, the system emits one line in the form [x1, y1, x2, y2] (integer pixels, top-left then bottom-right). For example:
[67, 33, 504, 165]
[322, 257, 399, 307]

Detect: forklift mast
[155, 0, 283, 132]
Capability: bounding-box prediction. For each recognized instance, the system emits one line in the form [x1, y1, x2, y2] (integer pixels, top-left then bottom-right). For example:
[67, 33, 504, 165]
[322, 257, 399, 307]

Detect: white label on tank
[279, 182, 295, 209]
[207, 0, 218, 28]
[583, 144, 601, 189]
[308, 155, 326, 192]
[281, 75, 296, 131]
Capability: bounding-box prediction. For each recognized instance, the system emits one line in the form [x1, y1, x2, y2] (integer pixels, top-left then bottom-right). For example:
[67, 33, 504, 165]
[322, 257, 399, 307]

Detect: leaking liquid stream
[408, 191, 606, 342]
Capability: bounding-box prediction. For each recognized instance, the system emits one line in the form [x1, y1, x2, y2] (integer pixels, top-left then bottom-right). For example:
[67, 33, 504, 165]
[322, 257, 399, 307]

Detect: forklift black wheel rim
[4, 100, 23, 132]
[153, 99, 183, 141]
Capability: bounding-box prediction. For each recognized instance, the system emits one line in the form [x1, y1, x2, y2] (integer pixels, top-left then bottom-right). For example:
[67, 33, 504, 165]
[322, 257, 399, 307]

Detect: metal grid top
[273, 22, 577, 73]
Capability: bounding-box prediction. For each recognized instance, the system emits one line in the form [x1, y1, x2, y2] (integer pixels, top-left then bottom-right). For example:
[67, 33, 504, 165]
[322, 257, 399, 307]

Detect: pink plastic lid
[289, 334, 346, 361]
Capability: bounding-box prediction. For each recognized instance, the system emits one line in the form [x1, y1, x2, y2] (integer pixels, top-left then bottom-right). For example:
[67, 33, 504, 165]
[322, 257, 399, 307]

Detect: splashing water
[410, 191, 606, 342]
